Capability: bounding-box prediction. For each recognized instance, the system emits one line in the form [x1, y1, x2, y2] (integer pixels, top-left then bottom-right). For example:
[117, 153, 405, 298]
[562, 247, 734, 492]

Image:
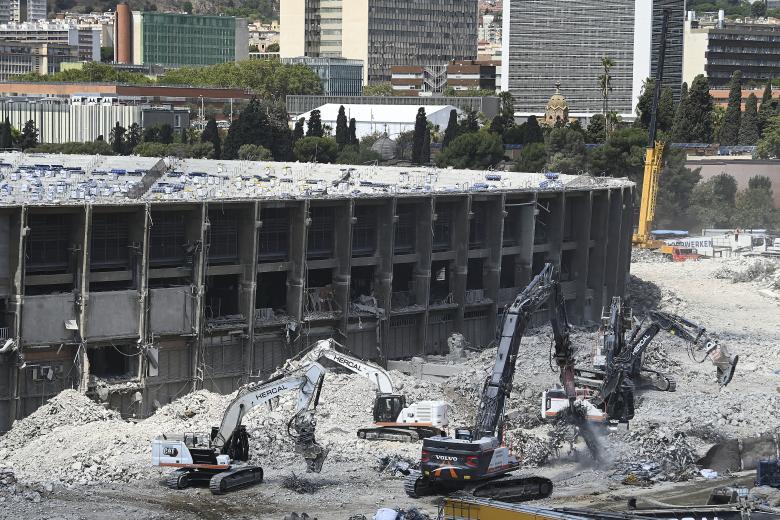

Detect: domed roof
[547, 83, 568, 110]
[371, 135, 397, 160]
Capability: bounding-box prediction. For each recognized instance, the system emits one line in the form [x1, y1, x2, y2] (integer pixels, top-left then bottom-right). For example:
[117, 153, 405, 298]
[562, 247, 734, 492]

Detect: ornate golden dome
[547, 82, 568, 110]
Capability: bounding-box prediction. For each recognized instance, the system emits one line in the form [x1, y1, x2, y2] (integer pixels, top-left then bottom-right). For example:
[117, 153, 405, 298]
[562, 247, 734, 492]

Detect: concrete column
[238, 202, 259, 383]
[616, 187, 634, 298]
[517, 194, 538, 287]
[572, 194, 593, 324]
[587, 191, 609, 322]
[604, 189, 624, 305]
[452, 196, 470, 334]
[287, 201, 309, 324]
[136, 204, 151, 385]
[484, 194, 504, 334]
[375, 199, 395, 359]
[546, 193, 565, 266]
[334, 200, 353, 346]
[8, 206, 26, 425]
[190, 204, 208, 391]
[77, 205, 92, 393]
[416, 197, 433, 355]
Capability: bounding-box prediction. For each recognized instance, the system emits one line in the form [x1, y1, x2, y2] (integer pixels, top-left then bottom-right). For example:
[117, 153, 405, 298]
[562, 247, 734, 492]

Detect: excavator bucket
[291, 413, 329, 473]
[710, 344, 739, 387]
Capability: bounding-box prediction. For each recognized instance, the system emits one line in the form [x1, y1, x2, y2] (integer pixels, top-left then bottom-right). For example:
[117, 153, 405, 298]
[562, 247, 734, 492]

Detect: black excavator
[405, 263, 569, 502]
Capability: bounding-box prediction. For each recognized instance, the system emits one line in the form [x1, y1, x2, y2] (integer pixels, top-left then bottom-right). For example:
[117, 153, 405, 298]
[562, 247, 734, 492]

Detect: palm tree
[598, 56, 615, 138]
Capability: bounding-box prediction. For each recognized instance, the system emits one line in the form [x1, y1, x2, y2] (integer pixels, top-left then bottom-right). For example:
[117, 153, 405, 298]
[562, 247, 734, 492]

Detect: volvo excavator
[405, 263, 567, 503]
[278, 338, 448, 441]
[543, 297, 739, 424]
[151, 362, 329, 494]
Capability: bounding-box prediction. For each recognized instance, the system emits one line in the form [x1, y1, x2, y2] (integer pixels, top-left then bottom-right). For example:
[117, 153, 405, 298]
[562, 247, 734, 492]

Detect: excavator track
[404, 470, 433, 498]
[358, 426, 443, 442]
[166, 469, 192, 490]
[469, 475, 554, 503]
[209, 465, 263, 495]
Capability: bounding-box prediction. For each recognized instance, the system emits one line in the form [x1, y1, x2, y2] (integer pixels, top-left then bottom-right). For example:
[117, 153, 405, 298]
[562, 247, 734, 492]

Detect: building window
[352, 206, 376, 256]
[258, 208, 289, 262]
[394, 204, 416, 254]
[150, 212, 186, 267]
[432, 206, 452, 252]
[208, 210, 239, 264]
[90, 214, 130, 269]
[26, 214, 71, 273]
[307, 206, 334, 259]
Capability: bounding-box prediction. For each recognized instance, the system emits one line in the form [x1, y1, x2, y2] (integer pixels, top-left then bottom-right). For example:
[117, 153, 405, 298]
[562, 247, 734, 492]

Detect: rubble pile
[615, 425, 699, 483]
[631, 249, 671, 264]
[714, 257, 780, 286]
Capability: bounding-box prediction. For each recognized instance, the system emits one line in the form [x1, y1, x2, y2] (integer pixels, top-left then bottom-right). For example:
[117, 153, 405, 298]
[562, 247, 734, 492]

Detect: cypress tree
[674, 75, 713, 143]
[422, 127, 431, 164]
[293, 117, 305, 142]
[525, 115, 543, 143]
[347, 118, 357, 145]
[761, 79, 772, 108]
[306, 109, 323, 137]
[658, 87, 675, 133]
[442, 109, 459, 148]
[110, 122, 126, 154]
[201, 118, 221, 159]
[738, 93, 760, 145]
[719, 70, 742, 145]
[759, 79, 776, 134]
[671, 82, 688, 141]
[0, 118, 13, 149]
[335, 105, 348, 146]
[411, 107, 427, 164]
[19, 120, 38, 150]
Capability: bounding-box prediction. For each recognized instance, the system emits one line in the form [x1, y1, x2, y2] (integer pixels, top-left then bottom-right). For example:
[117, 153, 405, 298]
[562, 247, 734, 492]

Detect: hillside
[52, 0, 278, 22]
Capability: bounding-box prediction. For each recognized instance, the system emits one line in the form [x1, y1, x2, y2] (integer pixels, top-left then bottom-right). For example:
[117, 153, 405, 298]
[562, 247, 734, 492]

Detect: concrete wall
[87, 291, 139, 340]
[149, 287, 195, 336]
[21, 293, 77, 345]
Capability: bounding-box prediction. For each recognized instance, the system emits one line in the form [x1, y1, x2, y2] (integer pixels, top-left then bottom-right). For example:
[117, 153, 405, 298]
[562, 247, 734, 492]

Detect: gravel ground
[1, 253, 779, 520]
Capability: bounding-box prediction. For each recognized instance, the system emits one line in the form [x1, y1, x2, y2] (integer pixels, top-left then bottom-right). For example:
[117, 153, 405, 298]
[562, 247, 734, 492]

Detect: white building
[0, 0, 46, 24]
[296, 104, 461, 139]
[0, 21, 100, 62]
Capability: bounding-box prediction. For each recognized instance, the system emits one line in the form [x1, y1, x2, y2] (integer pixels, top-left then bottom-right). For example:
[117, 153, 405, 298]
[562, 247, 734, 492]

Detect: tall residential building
[684, 12, 780, 87]
[0, 21, 101, 62]
[281, 57, 363, 96]
[114, 9, 249, 67]
[280, 0, 478, 84]
[0, 0, 46, 24]
[0, 42, 76, 80]
[502, 0, 684, 119]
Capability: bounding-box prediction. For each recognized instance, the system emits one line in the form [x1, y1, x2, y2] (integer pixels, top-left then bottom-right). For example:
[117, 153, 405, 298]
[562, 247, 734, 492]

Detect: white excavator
[151, 362, 329, 494]
[279, 338, 449, 442]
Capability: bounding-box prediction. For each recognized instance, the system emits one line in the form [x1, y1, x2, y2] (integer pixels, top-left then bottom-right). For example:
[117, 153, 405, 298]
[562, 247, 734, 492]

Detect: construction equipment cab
[151, 362, 328, 494]
[659, 245, 701, 262]
[280, 339, 448, 441]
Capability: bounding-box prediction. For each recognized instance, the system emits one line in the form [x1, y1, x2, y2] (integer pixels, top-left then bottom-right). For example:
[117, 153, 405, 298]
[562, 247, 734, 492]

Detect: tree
[109, 122, 126, 154]
[689, 173, 738, 228]
[636, 82, 674, 134]
[525, 115, 543, 143]
[734, 181, 778, 229]
[719, 70, 742, 145]
[335, 145, 382, 165]
[490, 91, 515, 136]
[293, 117, 305, 143]
[751, 0, 767, 17]
[671, 81, 688, 141]
[672, 75, 713, 143]
[266, 42, 279, 52]
[0, 117, 13, 149]
[201, 118, 221, 158]
[749, 175, 773, 191]
[435, 131, 504, 169]
[513, 142, 547, 172]
[17, 62, 153, 85]
[589, 128, 647, 183]
[335, 105, 348, 147]
[459, 109, 480, 134]
[759, 80, 777, 134]
[182, 0, 193, 12]
[443, 109, 459, 149]
[545, 127, 587, 175]
[29, 141, 113, 155]
[395, 130, 414, 160]
[126, 123, 141, 152]
[159, 124, 174, 145]
[756, 114, 780, 158]
[363, 83, 394, 96]
[422, 126, 431, 164]
[586, 114, 606, 143]
[738, 93, 760, 145]
[598, 56, 615, 138]
[348, 118, 358, 145]
[306, 109, 323, 138]
[654, 148, 702, 229]
[293, 136, 338, 163]
[237, 144, 273, 161]
[411, 107, 427, 164]
[222, 98, 272, 159]
[19, 120, 38, 150]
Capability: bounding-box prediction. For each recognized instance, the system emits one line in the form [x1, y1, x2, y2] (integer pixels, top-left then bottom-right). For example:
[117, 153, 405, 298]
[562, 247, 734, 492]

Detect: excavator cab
[373, 394, 406, 423]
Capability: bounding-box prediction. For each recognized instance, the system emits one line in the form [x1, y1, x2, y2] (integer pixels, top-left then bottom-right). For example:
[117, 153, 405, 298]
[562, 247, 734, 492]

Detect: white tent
[297, 103, 461, 139]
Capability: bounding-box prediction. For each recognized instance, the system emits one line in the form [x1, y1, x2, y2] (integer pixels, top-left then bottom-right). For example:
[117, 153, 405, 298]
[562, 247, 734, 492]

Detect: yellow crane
[632, 10, 669, 249]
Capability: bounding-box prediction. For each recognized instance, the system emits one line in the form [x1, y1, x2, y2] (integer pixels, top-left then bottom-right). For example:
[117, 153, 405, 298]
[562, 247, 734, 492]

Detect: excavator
[405, 263, 568, 502]
[543, 297, 739, 424]
[278, 338, 449, 442]
[151, 362, 329, 494]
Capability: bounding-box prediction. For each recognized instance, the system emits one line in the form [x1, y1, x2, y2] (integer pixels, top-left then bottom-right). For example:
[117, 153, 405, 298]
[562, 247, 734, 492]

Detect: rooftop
[0, 152, 632, 207]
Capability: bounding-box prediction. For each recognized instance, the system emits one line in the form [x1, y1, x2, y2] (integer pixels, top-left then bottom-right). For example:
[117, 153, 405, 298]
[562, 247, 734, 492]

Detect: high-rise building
[281, 56, 364, 96]
[0, 41, 76, 80]
[0, 21, 101, 62]
[280, 0, 478, 84]
[502, 0, 684, 119]
[0, 0, 46, 24]
[113, 9, 249, 67]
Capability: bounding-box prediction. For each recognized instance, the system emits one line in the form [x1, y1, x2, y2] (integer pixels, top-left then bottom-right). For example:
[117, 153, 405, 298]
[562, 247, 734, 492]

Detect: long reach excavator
[405, 263, 568, 502]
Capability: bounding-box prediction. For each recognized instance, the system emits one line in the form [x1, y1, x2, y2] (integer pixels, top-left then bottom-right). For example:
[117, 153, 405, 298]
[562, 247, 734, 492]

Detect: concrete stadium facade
[0, 153, 634, 431]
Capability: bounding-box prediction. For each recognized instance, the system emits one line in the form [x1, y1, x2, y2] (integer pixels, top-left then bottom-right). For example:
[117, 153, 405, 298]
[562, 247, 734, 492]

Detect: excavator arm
[213, 362, 328, 472]
[550, 278, 576, 403]
[473, 263, 558, 440]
